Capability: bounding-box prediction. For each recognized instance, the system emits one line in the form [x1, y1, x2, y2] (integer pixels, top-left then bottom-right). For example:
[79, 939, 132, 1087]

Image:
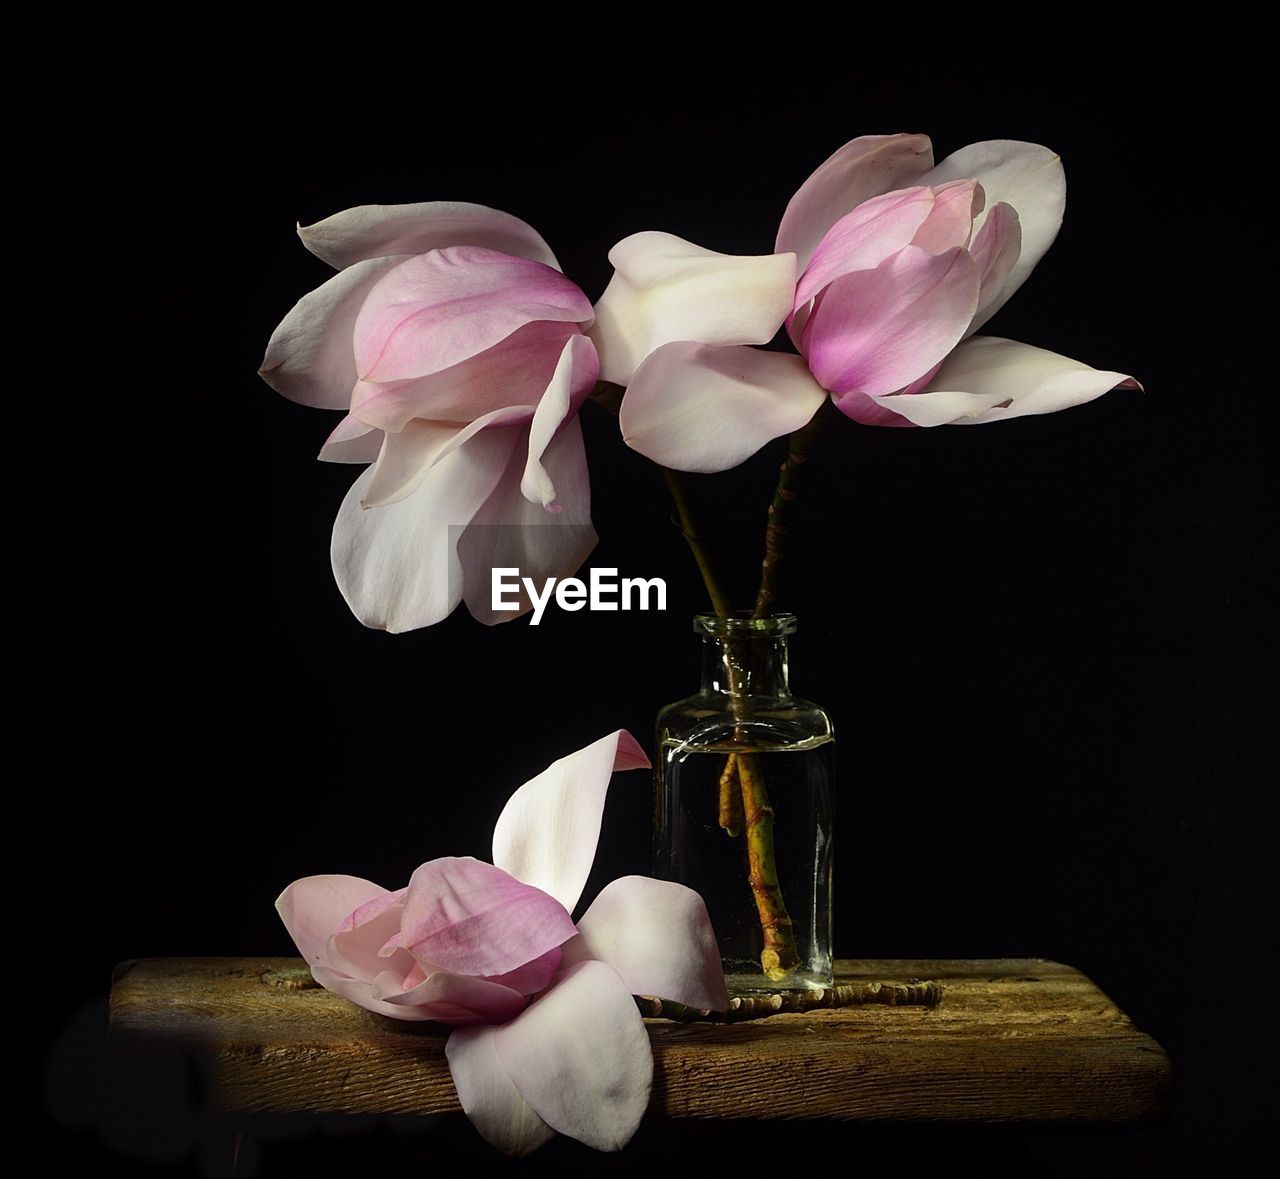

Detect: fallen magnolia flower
[618, 134, 1139, 471]
[276, 730, 727, 1155]
[261, 203, 795, 631]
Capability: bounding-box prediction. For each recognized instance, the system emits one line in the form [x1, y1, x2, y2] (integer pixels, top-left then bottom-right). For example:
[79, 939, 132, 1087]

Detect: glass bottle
[655, 614, 834, 995]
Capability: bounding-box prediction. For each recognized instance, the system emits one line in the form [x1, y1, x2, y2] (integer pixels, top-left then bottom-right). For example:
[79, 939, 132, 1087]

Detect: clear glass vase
[655, 613, 834, 995]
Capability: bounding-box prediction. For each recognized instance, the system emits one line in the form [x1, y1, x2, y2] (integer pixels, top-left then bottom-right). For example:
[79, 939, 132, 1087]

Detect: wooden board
[108, 957, 1170, 1125]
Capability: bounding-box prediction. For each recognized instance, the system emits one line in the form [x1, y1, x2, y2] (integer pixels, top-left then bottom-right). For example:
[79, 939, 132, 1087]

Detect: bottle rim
[693, 612, 797, 637]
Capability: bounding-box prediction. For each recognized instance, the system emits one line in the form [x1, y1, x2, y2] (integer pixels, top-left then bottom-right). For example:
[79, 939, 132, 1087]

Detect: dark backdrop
[46, 34, 1272, 1177]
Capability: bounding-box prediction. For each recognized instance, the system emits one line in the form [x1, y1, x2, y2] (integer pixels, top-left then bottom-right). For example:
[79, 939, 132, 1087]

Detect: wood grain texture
[108, 957, 1171, 1125]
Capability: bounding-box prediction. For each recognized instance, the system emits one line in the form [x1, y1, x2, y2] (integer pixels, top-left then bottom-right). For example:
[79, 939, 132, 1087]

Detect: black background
[46, 32, 1272, 1177]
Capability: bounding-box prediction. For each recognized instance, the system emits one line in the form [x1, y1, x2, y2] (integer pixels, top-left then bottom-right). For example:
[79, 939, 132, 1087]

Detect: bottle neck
[701, 634, 791, 700]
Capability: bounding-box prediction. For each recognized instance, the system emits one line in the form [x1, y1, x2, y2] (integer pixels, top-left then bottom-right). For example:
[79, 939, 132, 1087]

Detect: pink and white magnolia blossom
[276, 730, 727, 1155]
[260, 203, 793, 631]
[618, 135, 1139, 472]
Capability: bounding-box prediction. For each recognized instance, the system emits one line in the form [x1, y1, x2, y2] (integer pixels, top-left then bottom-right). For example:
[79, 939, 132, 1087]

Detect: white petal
[491, 731, 649, 913]
[619, 342, 827, 473]
[521, 335, 599, 508]
[917, 335, 1140, 425]
[567, 877, 727, 1012]
[299, 201, 560, 271]
[495, 961, 652, 1152]
[458, 417, 597, 625]
[259, 256, 405, 409]
[590, 232, 795, 385]
[318, 415, 384, 464]
[330, 427, 519, 632]
[918, 141, 1065, 329]
[362, 406, 533, 509]
[446, 1026, 556, 1156]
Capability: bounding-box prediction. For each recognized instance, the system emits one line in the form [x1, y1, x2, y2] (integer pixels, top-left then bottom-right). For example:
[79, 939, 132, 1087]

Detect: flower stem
[660, 468, 735, 620]
[752, 399, 833, 619]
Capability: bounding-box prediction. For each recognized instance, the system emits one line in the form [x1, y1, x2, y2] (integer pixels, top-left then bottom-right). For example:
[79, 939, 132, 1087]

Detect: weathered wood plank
[108, 957, 1170, 1125]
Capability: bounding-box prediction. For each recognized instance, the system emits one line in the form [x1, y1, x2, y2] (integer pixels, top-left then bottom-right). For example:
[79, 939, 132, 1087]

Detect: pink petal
[495, 960, 652, 1152]
[274, 875, 388, 967]
[350, 319, 581, 433]
[968, 202, 1022, 330]
[330, 426, 520, 632]
[361, 406, 533, 510]
[485, 946, 563, 996]
[776, 133, 935, 270]
[457, 417, 597, 625]
[310, 964, 437, 1022]
[400, 856, 577, 977]
[318, 415, 383, 464]
[806, 245, 980, 398]
[370, 969, 528, 1025]
[259, 256, 406, 409]
[916, 335, 1141, 424]
[326, 902, 414, 984]
[909, 180, 983, 253]
[917, 141, 1065, 330]
[792, 186, 936, 315]
[619, 342, 827, 473]
[298, 201, 561, 272]
[342, 887, 407, 931]
[446, 1026, 555, 1156]
[567, 877, 727, 1012]
[590, 232, 795, 386]
[353, 248, 593, 385]
[491, 731, 649, 913]
[521, 334, 599, 509]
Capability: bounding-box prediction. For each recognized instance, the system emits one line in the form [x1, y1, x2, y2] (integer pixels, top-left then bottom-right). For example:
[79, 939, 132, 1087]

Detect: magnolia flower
[275, 730, 726, 1155]
[261, 204, 793, 631]
[619, 135, 1138, 472]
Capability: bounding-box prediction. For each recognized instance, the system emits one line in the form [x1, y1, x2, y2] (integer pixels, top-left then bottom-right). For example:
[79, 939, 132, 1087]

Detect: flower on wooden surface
[276, 730, 726, 1154]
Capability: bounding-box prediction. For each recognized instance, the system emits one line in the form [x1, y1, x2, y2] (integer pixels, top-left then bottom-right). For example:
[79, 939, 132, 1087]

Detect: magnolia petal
[310, 964, 436, 1021]
[620, 343, 827, 473]
[354, 248, 593, 385]
[776, 133, 936, 270]
[361, 406, 533, 509]
[349, 320, 580, 433]
[567, 877, 727, 1012]
[521, 335, 599, 509]
[807, 245, 980, 398]
[485, 946, 563, 996]
[446, 1027, 555, 1157]
[793, 186, 935, 313]
[495, 960, 652, 1152]
[275, 875, 388, 967]
[299, 201, 561, 272]
[918, 141, 1065, 330]
[862, 387, 1014, 426]
[319, 415, 384, 464]
[260, 256, 406, 409]
[458, 417, 596, 625]
[920, 335, 1140, 424]
[326, 901, 415, 984]
[331, 427, 519, 632]
[492, 730, 649, 913]
[969, 203, 1022, 330]
[909, 180, 983, 254]
[590, 232, 795, 386]
[370, 969, 528, 1025]
[399, 856, 577, 977]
